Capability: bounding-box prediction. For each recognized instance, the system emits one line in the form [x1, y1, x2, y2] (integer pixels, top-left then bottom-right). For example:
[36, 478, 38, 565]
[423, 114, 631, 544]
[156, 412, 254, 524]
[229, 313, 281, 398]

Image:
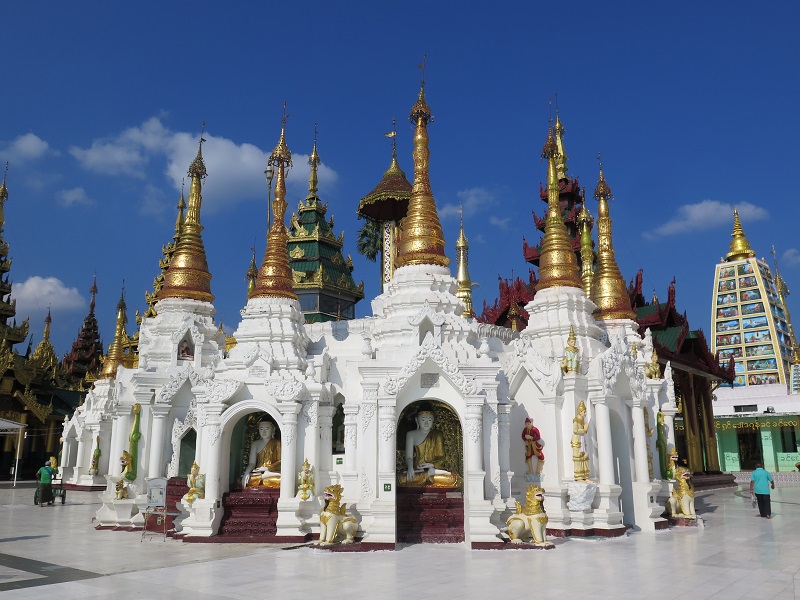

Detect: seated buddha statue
[242, 420, 282, 489]
[399, 409, 459, 487]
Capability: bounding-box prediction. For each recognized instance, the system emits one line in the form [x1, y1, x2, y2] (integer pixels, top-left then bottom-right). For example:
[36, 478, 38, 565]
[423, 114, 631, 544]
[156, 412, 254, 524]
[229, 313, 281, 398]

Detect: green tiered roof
[287, 140, 364, 323]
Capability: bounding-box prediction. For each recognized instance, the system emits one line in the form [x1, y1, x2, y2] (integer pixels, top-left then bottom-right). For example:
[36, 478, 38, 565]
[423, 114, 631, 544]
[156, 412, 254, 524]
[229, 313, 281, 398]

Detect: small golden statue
[242, 420, 281, 488]
[560, 327, 580, 374]
[667, 465, 696, 518]
[572, 400, 590, 481]
[114, 478, 128, 500]
[49, 456, 58, 470]
[185, 461, 205, 504]
[645, 348, 661, 379]
[297, 458, 314, 500]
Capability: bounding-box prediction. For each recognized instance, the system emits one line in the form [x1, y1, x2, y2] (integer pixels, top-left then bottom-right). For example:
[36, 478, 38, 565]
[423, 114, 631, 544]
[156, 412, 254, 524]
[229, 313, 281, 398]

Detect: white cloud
[440, 186, 500, 219]
[643, 200, 768, 239]
[70, 118, 339, 213]
[1, 133, 51, 162]
[781, 248, 800, 267]
[11, 276, 86, 319]
[56, 187, 94, 207]
[139, 184, 169, 218]
[489, 216, 511, 229]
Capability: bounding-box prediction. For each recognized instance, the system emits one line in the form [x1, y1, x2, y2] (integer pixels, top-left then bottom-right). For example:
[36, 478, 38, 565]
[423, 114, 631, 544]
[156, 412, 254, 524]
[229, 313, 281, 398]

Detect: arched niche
[396, 399, 463, 488]
[228, 411, 281, 490]
[178, 429, 196, 478]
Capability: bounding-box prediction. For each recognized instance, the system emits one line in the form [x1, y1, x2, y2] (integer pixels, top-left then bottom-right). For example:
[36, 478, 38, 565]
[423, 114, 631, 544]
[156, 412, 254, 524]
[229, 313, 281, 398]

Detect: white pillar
[201, 422, 221, 502]
[75, 434, 87, 471]
[318, 404, 334, 473]
[465, 397, 484, 472]
[279, 403, 300, 499]
[497, 403, 512, 499]
[591, 395, 615, 485]
[109, 410, 131, 476]
[377, 401, 396, 475]
[343, 404, 359, 473]
[147, 407, 169, 478]
[631, 403, 650, 483]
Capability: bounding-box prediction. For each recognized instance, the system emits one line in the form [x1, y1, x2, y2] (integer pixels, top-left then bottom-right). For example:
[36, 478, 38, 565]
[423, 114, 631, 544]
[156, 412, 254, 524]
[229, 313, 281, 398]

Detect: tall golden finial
[43, 307, 52, 341]
[307, 125, 320, 202]
[251, 103, 298, 299]
[554, 105, 569, 180]
[590, 156, 635, 320]
[158, 123, 214, 303]
[100, 287, 128, 380]
[536, 125, 581, 291]
[395, 59, 449, 268]
[174, 179, 186, 242]
[726, 210, 755, 261]
[577, 199, 594, 296]
[245, 245, 258, 297]
[455, 205, 474, 318]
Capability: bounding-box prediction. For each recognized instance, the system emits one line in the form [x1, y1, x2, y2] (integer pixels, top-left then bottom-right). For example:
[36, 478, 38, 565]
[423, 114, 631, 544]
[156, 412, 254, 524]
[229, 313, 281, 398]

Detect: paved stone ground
[1, 481, 798, 599]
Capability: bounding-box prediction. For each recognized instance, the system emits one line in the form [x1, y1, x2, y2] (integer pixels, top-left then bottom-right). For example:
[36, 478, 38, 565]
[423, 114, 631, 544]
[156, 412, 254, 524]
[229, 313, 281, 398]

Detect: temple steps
[216, 488, 280, 539]
[396, 487, 464, 543]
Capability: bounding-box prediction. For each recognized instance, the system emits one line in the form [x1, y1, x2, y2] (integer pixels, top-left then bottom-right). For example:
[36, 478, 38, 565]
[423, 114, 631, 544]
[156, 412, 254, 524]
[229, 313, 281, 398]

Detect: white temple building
[61, 82, 683, 548]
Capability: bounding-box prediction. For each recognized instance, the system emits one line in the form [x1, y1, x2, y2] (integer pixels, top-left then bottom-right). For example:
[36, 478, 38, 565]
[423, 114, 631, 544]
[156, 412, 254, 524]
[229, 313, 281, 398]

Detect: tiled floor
[1, 481, 798, 599]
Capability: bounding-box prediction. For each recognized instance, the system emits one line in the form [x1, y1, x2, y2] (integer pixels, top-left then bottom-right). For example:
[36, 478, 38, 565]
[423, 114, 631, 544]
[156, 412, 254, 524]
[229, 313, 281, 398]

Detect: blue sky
[2, 2, 799, 356]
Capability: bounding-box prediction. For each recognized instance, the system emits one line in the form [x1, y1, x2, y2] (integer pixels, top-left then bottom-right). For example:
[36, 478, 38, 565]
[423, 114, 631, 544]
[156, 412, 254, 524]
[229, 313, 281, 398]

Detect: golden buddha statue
[572, 400, 590, 481]
[242, 420, 281, 489]
[399, 410, 459, 487]
[645, 349, 661, 379]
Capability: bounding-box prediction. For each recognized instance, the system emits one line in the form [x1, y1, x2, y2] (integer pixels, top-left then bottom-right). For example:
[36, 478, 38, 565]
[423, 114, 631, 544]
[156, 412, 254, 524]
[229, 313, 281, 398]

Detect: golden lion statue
[318, 484, 357, 545]
[667, 466, 696, 518]
[504, 485, 553, 547]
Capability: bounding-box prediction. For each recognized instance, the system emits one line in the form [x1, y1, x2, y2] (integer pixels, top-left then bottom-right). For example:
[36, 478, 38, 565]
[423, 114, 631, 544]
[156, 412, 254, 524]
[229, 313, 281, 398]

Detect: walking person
[749, 463, 775, 519]
[36, 461, 55, 507]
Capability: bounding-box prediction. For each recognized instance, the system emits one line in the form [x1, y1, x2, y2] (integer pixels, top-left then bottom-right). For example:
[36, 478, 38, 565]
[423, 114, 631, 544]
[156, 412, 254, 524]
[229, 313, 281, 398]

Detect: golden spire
[158, 124, 214, 303]
[455, 207, 474, 318]
[590, 158, 635, 320]
[535, 126, 581, 291]
[577, 199, 594, 296]
[43, 307, 51, 341]
[174, 180, 186, 243]
[251, 104, 298, 299]
[726, 210, 755, 261]
[554, 112, 569, 180]
[395, 59, 449, 268]
[307, 126, 319, 203]
[245, 246, 258, 296]
[100, 288, 128, 380]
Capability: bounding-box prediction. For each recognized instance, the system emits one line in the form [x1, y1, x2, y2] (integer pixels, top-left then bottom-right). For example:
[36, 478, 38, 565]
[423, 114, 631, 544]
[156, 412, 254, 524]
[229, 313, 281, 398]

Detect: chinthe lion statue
[667, 466, 696, 518]
[503, 485, 553, 547]
[318, 484, 357, 545]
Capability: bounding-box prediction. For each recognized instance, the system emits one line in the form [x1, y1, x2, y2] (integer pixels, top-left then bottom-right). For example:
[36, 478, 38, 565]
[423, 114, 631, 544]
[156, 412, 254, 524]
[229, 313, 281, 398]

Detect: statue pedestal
[396, 487, 464, 544]
[215, 488, 281, 542]
[179, 497, 223, 538]
[630, 481, 668, 532]
[95, 476, 142, 529]
[566, 481, 598, 511]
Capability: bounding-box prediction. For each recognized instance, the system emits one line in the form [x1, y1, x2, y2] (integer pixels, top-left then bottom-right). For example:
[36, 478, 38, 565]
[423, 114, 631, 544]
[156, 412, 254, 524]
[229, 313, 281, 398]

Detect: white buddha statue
[242, 420, 282, 489]
[399, 409, 459, 487]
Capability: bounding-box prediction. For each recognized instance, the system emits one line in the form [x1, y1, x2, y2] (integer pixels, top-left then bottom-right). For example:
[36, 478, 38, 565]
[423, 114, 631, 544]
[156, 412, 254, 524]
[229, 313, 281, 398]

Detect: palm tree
[357, 218, 383, 288]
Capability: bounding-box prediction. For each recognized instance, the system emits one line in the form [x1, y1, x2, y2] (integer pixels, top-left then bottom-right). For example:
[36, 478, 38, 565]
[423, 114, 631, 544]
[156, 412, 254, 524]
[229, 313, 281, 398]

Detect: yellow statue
[185, 461, 205, 504]
[667, 465, 696, 518]
[242, 420, 281, 488]
[560, 326, 580, 374]
[572, 400, 590, 481]
[297, 458, 314, 500]
[49, 456, 58, 470]
[504, 485, 553, 547]
[114, 478, 128, 500]
[645, 349, 661, 379]
[399, 409, 459, 487]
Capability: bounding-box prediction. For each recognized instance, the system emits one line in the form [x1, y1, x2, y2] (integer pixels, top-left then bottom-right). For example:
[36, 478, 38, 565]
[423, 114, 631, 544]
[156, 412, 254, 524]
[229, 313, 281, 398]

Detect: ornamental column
[590, 392, 615, 485]
[75, 432, 87, 472]
[631, 401, 650, 483]
[497, 403, 512, 499]
[109, 409, 132, 475]
[318, 404, 334, 473]
[148, 406, 170, 478]
[200, 416, 222, 502]
[278, 403, 301, 499]
[377, 400, 396, 476]
[343, 404, 359, 473]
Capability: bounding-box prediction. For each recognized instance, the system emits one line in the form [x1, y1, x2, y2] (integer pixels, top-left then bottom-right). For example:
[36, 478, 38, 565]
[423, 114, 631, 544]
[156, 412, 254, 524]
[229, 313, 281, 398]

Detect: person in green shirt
[36, 461, 55, 507]
[749, 463, 775, 519]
